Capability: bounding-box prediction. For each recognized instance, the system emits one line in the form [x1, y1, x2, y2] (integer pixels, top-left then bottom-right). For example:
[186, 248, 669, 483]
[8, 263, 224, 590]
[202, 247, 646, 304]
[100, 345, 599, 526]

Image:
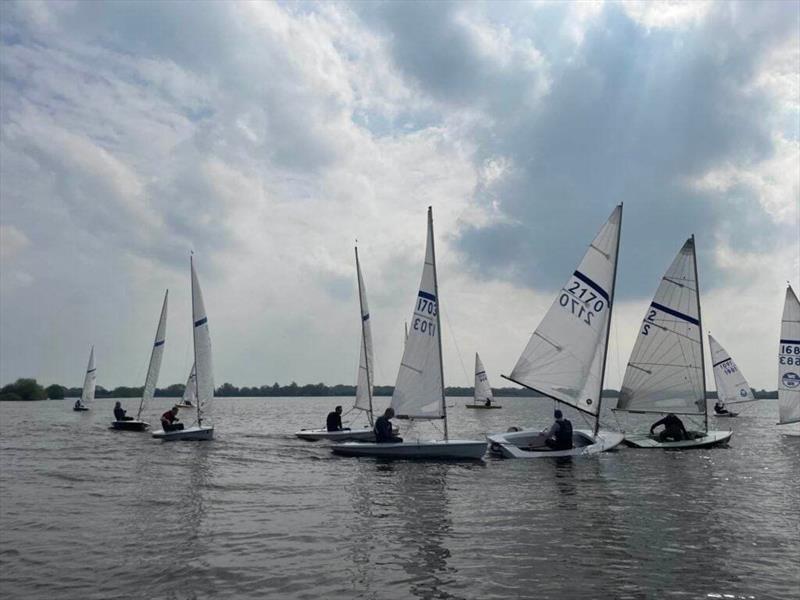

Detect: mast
[691, 235, 708, 433]
[594, 203, 623, 436]
[428, 206, 448, 440]
[355, 245, 374, 426]
[191, 254, 202, 427]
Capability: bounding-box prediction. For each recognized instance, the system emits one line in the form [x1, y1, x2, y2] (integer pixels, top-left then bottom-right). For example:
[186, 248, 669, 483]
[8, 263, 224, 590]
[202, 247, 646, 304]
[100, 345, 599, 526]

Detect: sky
[1, 0, 798, 392]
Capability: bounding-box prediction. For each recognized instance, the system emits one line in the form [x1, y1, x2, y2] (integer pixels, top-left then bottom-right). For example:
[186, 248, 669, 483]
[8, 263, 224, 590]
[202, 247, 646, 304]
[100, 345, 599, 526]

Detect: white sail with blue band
[81, 346, 96, 406]
[508, 204, 622, 416]
[191, 256, 214, 424]
[354, 248, 375, 415]
[137, 290, 168, 420]
[778, 285, 800, 426]
[708, 333, 755, 406]
[474, 353, 493, 404]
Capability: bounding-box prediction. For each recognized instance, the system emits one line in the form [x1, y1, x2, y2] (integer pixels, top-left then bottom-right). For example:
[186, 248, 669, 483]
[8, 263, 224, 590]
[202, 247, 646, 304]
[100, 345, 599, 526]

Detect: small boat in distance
[487, 204, 625, 458]
[615, 237, 732, 449]
[777, 284, 800, 435]
[73, 346, 95, 411]
[296, 246, 382, 442]
[112, 291, 168, 431]
[465, 353, 501, 409]
[708, 333, 759, 418]
[176, 363, 196, 408]
[152, 255, 214, 441]
[332, 207, 487, 459]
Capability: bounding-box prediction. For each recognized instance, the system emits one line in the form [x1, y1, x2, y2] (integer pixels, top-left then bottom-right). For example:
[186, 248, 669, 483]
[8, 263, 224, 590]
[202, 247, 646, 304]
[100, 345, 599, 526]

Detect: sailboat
[112, 291, 168, 431]
[777, 284, 800, 434]
[332, 207, 487, 459]
[176, 363, 196, 408]
[295, 246, 382, 441]
[615, 237, 732, 448]
[487, 204, 625, 458]
[708, 333, 758, 418]
[465, 353, 501, 409]
[73, 346, 95, 411]
[153, 256, 214, 441]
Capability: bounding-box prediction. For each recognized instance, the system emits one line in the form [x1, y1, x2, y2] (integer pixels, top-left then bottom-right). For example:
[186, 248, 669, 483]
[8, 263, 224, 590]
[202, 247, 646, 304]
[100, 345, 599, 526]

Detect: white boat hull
[713, 412, 738, 418]
[465, 404, 502, 409]
[152, 425, 214, 441]
[486, 428, 624, 458]
[73, 406, 90, 412]
[623, 430, 732, 449]
[331, 439, 487, 459]
[295, 426, 377, 442]
[111, 420, 149, 431]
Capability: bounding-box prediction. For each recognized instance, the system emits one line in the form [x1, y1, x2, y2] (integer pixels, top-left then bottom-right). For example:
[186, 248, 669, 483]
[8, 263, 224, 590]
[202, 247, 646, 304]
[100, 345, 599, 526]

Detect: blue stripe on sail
[475, 370, 486, 376]
[154, 340, 165, 347]
[780, 339, 800, 345]
[362, 313, 369, 322]
[572, 271, 610, 303]
[87, 369, 96, 374]
[712, 358, 730, 368]
[194, 317, 208, 327]
[651, 302, 700, 326]
[418, 290, 436, 302]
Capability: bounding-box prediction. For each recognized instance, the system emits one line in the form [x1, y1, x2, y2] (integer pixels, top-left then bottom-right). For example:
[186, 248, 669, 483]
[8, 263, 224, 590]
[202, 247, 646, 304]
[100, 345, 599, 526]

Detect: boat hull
[713, 412, 738, 418]
[111, 420, 149, 431]
[486, 428, 624, 458]
[465, 405, 502, 409]
[295, 427, 377, 442]
[331, 439, 487, 459]
[73, 406, 90, 412]
[623, 430, 732, 449]
[152, 425, 214, 441]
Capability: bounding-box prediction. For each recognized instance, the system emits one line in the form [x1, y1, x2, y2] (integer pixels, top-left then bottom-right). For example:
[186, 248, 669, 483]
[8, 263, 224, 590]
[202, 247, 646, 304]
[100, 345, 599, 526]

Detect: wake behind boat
[331, 207, 486, 460]
[487, 204, 624, 458]
[615, 237, 731, 449]
[465, 353, 501, 409]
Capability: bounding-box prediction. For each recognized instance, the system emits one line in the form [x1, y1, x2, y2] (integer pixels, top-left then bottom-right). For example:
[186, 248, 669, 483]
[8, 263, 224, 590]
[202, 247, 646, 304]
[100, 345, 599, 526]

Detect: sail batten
[778, 285, 800, 425]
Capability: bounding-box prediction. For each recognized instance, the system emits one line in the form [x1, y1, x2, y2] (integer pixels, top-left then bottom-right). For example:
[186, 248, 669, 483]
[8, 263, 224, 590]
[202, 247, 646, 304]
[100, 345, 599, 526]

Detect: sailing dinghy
[332, 208, 487, 459]
[777, 285, 800, 435]
[152, 256, 214, 441]
[708, 333, 759, 418]
[296, 246, 382, 442]
[487, 205, 625, 458]
[73, 346, 96, 411]
[112, 291, 168, 431]
[465, 353, 501, 409]
[176, 363, 196, 408]
[615, 237, 731, 449]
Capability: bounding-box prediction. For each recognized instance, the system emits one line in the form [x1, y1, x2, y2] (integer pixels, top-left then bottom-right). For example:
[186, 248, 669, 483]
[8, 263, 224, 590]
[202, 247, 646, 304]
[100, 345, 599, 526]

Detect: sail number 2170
[559, 277, 606, 327]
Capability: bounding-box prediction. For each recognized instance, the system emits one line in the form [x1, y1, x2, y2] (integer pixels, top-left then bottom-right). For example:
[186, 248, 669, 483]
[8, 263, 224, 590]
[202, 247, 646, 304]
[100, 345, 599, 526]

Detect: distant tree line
[0, 377, 781, 401]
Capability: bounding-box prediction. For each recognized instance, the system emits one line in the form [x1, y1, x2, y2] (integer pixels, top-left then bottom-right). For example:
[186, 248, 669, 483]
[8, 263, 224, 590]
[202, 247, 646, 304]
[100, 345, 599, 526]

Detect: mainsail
[708, 334, 755, 406]
[182, 363, 197, 406]
[778, 285, 800, 425]
[81, 346, 97, 405]
[618, 237, 705, 416]
[391, 207, 445, 420]
[354, 247, 375, 417]
[474, 353, 493, 404]
[191, 256, 214, 424]
[137, 290, 168, 420]
[508, 204, 622, 417]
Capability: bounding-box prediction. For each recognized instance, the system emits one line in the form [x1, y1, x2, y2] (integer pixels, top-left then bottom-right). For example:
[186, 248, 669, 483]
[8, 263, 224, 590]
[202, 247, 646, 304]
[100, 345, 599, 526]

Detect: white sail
[391, 207, 444, 419]
[138, 290, 168, 419]
[508, 204, 622, 416]
[182, 363, 197, 406]
[191, 257, 214, 423]
[474, 353, 493, 404]
[618, 237, 705, 415]
[778, 285, 800, 425]
[354, 248, 374, 413]
[708, 334, 755, 405]
[80, 346, 96, 405]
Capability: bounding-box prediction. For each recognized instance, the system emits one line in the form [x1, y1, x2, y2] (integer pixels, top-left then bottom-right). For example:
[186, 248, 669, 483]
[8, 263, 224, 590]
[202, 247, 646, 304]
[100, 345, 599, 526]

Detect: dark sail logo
[783, 372, 800, 389]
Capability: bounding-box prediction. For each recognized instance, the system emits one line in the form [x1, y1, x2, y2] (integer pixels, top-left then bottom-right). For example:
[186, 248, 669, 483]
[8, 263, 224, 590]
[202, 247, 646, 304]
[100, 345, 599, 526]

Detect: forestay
[474, 353, 493, 404]
[81, 346, 97, 405]
[182, 363, 197, 406]
[708, 334, 755, 405]
[508, 204, 622, 415]
[137, 290, 168, 420]
[391, 208, 444, 419]
[778, 285, 800, 425]
[618, 238, 704, 415]
[354, 248, 375, 414]
[191, 257, 214, 423]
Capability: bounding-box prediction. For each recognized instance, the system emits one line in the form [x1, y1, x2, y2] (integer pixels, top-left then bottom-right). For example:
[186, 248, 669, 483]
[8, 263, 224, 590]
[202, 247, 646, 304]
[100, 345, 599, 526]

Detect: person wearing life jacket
[161, 406, 184, 432]
[650, 413, 688, 442]
[713, 400, 729, 415]
[544, 409, 573, 450]
[113, 401, 133, 421]
[326, 405, 350, 432]
[374, 408, 403, 443]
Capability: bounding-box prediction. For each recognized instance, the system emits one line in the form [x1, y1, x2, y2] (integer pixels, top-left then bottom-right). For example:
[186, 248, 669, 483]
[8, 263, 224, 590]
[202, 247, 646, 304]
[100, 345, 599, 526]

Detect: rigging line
[441, 305, 470, 386]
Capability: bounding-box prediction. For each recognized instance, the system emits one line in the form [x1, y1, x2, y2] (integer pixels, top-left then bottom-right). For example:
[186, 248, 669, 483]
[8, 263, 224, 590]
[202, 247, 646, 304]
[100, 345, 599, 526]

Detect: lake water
[1, 396, 798, 599]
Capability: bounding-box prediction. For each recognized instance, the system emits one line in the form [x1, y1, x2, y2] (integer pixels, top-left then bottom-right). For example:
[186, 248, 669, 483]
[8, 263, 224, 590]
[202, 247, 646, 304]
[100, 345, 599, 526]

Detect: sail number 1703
[559, 279, 606, 327]
[413, 296, 438, 337]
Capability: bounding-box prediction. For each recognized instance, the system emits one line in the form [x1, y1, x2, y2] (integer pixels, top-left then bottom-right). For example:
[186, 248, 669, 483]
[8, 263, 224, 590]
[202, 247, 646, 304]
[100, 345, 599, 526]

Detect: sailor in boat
[649, 413, 688, 442]
[74, 399, 84, 410]
[542, 409, 573, 451]
[713, 400, 730, 415]
[374, 408, 403, 443]
[484, 398, 492, 408]
[161, 406, 184, 432]
[113, 401, 133, 421]
[326, 406, 350, 432]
